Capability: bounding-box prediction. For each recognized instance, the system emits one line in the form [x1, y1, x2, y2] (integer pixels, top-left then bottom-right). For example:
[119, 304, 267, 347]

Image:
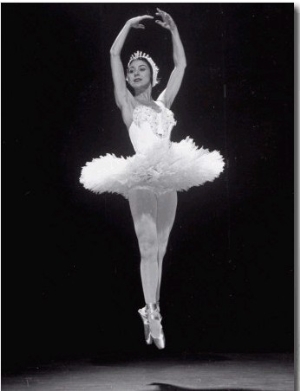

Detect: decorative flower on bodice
[133, 104, 176, 138]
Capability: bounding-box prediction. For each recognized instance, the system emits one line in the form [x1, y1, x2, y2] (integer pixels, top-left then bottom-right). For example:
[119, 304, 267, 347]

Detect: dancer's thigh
[128, 188, 158, 237]
[156, 191, 177, 239]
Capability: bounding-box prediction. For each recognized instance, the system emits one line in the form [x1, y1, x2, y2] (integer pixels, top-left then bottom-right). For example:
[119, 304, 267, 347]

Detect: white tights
[128, 188, 177, 304]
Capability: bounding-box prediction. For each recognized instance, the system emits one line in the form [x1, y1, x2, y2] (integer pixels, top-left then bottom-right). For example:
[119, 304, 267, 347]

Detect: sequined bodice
[129, 101, 176, 154]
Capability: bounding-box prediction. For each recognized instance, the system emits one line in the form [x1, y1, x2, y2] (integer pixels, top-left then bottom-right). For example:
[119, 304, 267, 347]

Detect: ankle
[146, 302, 158, 311]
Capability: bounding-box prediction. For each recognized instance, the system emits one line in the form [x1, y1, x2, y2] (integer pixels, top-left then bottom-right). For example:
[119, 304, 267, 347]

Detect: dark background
[2, 3, 294, 371]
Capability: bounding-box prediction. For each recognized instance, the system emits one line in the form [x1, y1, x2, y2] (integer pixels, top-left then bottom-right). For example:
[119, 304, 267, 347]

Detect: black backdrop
[2, 3, 294, 370]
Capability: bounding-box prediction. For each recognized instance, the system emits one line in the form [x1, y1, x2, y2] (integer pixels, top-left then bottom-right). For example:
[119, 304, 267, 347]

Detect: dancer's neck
[134, 85, 153, 104]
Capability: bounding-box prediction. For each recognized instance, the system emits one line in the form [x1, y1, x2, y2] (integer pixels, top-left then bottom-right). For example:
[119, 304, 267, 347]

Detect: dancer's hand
[127, 15, 154, 29]
[155, 8, 176, 32]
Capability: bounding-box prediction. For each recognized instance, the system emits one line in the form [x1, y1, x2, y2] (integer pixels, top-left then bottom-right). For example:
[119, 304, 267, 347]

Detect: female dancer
[80, 9, 224, 350]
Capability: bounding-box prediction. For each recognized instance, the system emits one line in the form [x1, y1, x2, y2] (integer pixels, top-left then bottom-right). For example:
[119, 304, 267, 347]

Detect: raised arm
[110, 15, 153, 109]
[155, 9, 187, 109]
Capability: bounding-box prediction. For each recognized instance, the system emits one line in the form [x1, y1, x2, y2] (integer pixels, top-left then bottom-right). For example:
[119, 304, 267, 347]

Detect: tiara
[128, 51, 159, 87]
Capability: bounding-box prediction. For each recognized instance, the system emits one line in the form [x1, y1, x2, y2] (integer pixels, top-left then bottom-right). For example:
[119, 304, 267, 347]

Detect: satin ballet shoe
[138, 307, 153, 345]
[147, 303, 166, 350]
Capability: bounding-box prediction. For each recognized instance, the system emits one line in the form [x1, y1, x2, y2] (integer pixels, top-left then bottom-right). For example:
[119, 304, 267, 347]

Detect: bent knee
[134, 213, 156, 238]
[139, 238, 158, 261]
[134, 215, 158, 260]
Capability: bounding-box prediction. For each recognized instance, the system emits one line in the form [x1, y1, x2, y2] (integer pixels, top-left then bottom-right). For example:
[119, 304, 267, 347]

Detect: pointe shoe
[138, 306, 153, 345]
[147, 303, 165, 350]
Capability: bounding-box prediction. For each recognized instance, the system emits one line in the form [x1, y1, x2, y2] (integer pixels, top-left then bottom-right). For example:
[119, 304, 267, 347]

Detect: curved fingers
[156, 8, 171, 20]
[139, 15, 154, 20]
[155, 20, 169, 29]
[155, 9, 174, 29]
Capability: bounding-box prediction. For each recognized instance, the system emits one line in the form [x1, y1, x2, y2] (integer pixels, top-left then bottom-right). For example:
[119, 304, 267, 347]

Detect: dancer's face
[127, 60, 152, 90]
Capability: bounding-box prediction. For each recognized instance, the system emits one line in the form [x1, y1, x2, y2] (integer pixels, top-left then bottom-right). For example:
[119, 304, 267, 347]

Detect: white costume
[80, 100, 225, 198]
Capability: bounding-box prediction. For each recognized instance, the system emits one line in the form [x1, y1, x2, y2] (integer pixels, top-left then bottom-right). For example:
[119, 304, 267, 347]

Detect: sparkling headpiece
[127, 51, 159, 87]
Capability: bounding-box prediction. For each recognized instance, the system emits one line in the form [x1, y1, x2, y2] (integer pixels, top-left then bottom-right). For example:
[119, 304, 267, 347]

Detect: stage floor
[2, 353, 294, 391]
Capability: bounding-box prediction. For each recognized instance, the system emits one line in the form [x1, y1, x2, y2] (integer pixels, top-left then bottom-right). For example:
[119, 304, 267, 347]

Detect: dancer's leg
[128, 188, 158, 304]
[156, 191, 178, 302]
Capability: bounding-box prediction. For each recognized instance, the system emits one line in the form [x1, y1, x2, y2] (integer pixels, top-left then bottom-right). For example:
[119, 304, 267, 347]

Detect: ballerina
[80, 8, 224, 349]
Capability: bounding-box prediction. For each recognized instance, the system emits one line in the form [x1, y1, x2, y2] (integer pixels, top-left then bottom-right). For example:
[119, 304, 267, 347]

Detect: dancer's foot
[147, 303, 165, 350]
[138, 306, 153, 345]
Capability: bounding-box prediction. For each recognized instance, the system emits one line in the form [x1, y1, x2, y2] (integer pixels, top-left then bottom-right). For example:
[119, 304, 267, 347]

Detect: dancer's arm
[110, 15, 153, 109]
[155, 8, 187, 109]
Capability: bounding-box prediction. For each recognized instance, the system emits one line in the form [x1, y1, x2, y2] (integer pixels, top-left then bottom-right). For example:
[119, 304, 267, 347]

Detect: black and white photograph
[2, 2, 295, 390]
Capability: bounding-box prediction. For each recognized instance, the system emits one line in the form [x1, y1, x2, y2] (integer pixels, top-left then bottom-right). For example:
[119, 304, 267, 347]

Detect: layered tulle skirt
[80, 137, 225, 199]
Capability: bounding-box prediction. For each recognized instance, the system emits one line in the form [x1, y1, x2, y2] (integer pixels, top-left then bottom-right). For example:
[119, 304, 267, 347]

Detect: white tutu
[80, 136, 225, 199]
[80, 102, 224, 198]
